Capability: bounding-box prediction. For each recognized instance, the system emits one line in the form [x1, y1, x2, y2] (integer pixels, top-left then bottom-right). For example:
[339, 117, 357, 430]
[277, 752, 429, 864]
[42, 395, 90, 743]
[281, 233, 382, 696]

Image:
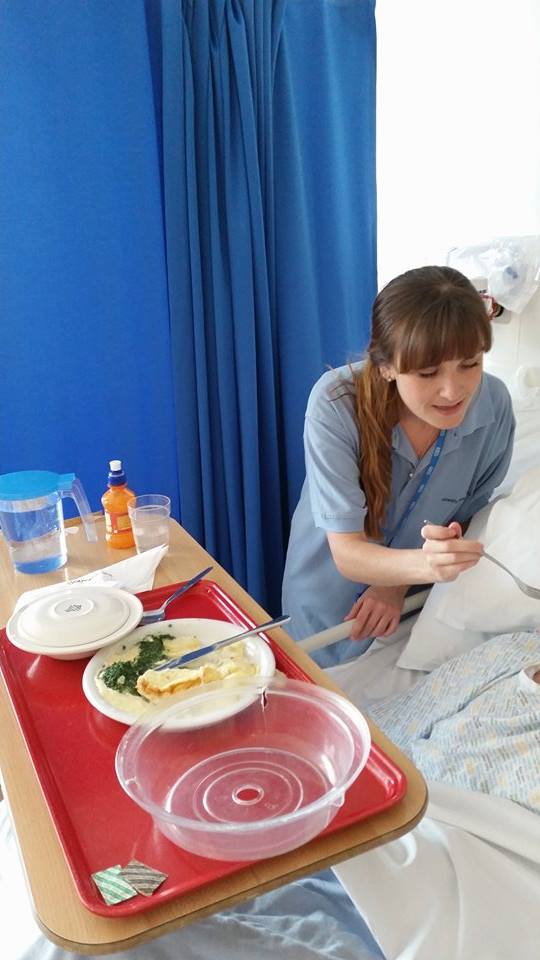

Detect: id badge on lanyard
[355, 429, 447, 600]
[387, 429, 447, 546]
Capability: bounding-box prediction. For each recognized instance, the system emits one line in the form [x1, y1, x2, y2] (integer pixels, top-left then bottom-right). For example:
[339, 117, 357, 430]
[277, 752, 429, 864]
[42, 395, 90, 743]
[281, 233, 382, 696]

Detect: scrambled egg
[137, 639, 256, 701]
[96, 634, 256, 716]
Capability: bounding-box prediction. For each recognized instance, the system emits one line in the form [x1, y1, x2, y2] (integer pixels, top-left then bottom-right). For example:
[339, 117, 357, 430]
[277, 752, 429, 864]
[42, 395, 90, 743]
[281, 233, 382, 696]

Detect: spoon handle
[482, 551, 510, 576]
[482, 552, 540, 599]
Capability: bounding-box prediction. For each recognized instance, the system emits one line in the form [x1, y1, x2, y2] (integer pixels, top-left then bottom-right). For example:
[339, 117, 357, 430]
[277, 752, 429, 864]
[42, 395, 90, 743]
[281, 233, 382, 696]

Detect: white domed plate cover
[6, 585, 143, 658]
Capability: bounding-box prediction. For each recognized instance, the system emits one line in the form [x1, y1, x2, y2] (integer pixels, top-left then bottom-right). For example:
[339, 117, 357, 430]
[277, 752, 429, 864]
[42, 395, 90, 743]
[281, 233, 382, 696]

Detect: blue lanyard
[387, 429, 447, 545]
[354, 429, 447, 602]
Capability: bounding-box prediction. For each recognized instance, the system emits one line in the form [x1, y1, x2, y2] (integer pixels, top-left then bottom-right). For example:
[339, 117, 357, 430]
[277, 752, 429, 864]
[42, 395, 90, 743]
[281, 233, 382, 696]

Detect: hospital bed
[4, 365, 540, 960]
[305, 360, 540, 960]
[324, 626, 540, 960]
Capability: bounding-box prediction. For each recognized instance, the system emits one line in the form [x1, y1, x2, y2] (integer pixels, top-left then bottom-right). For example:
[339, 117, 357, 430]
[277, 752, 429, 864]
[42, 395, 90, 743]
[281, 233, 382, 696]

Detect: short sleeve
[303, 372, 367, 533]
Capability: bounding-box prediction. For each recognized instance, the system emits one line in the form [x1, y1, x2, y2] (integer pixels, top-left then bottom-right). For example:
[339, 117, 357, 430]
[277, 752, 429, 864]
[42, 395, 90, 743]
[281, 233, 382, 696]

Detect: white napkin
[14, 544, 168, 613]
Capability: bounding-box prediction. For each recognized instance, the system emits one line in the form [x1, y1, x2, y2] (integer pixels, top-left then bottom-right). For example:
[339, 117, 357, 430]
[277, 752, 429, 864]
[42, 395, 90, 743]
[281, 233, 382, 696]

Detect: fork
[482, 552, 540, 600]
[139, 566, 213, 625]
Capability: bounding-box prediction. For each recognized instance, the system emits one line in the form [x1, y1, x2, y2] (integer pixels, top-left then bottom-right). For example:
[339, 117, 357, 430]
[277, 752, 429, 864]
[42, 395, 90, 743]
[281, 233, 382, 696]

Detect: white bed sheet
[325, 613, 426, 708]
[335, 782, 540, 960]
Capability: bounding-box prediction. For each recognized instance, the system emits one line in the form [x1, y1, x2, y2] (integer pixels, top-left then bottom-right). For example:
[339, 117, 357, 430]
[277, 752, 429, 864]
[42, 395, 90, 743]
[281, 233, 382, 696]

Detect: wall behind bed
[484, 290, 540, 386]
[376, 0, 540, 390]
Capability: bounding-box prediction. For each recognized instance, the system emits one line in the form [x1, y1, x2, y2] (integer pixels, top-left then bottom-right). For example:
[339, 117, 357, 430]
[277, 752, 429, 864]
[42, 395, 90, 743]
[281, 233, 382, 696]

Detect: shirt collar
[392, 373, 495, 457]
[519, 664, 540, 694]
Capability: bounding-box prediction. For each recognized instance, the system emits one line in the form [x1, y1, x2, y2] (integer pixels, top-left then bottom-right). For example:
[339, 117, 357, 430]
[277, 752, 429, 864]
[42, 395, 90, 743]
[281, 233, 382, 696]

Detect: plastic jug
[0, 471, 98, 574]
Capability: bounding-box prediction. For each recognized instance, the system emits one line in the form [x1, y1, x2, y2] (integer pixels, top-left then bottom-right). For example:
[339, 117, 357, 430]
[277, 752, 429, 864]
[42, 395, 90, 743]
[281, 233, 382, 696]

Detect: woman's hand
[421, 521, 483, 581]
[344, 584, 408, 641]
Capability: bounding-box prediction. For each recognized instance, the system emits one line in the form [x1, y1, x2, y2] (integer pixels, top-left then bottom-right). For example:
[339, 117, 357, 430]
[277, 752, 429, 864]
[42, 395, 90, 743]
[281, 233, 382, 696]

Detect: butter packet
[119, 859, 168, 897]
[92, 865, 138, 905]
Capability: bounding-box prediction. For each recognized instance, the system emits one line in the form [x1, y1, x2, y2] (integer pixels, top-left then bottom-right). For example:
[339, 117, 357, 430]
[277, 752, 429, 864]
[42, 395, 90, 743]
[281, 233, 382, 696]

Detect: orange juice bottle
[101, 460, 136, 549]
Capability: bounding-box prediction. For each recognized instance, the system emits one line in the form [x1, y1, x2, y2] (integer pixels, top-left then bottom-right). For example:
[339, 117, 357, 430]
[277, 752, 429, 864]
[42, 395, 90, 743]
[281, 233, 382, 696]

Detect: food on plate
[99, 634, 171, 696]
[137, 644, 256, 701]
[96, 631, 257, 715]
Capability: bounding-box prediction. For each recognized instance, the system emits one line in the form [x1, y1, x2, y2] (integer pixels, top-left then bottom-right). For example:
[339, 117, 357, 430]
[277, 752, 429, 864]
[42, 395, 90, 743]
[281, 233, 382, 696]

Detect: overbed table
[0, 517, 427, 954]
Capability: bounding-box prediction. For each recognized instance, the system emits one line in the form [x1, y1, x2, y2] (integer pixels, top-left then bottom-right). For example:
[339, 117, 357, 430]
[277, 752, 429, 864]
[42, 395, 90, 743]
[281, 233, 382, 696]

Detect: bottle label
[105, 512, 132, 535]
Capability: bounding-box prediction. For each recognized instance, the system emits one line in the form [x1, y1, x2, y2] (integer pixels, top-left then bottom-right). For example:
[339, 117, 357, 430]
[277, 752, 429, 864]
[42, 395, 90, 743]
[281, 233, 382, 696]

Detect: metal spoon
[483, 552, 540, 600]
[139, 566, 213, 625]
[153, 614, 291, 671]
[423, 521, 540, 600]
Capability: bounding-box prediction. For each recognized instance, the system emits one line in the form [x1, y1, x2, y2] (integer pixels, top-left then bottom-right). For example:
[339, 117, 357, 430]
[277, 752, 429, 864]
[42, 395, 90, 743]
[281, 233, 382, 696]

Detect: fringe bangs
[394, 299, 492, 374]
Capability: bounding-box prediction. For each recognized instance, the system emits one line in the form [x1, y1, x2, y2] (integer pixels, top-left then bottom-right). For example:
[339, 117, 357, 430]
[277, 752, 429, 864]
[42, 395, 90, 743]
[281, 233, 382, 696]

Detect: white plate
[7, 586, 143, 660]
[82, 617, 276, 726]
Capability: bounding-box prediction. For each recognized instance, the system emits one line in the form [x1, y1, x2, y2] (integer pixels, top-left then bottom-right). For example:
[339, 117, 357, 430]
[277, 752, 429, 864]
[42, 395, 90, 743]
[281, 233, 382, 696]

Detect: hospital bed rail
[298, 588, 431, 653]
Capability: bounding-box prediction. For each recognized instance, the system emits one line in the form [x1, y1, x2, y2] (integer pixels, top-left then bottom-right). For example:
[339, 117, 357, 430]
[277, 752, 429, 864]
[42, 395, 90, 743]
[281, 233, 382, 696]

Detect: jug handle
[58, 474, 98, 543]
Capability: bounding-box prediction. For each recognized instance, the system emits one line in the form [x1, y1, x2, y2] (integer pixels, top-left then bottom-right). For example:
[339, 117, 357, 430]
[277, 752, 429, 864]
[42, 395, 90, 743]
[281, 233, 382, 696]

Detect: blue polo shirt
[281, 364, 515, 656]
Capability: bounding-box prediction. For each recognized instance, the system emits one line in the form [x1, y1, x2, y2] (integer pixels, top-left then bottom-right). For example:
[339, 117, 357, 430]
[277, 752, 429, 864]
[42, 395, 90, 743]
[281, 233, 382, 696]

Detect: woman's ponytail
[354, 360, 399, 540]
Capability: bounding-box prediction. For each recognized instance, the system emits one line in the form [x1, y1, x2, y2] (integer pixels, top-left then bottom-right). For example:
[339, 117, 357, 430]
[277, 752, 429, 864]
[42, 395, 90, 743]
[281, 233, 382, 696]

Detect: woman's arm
[327, 522, 483, 586]
[330, 522, 483, 640]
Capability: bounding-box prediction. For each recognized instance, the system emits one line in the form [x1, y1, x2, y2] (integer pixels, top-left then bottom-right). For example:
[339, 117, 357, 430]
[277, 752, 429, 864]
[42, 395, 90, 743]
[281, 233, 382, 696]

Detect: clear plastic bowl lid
[8, 585, 142, 649]
[115, 676, 372, 851]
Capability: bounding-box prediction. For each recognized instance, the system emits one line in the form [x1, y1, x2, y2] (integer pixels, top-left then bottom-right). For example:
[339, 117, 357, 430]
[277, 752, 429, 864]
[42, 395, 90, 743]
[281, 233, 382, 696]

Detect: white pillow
[396, 581, 488, 672]
[435, 465, 540, 634]
[491, 365, 540, 498]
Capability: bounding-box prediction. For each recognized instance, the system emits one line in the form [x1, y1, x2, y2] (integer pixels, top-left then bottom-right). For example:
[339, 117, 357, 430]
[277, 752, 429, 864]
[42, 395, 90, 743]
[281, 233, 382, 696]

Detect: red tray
[0, 579, 407, 918]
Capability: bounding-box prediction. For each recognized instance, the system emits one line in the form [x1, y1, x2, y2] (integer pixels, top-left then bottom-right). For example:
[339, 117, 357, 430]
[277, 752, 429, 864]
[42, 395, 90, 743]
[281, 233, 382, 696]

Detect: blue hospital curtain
[0, 2, 181, 519]
[155, 0, 377, 613]
[1, 1, 375, 614]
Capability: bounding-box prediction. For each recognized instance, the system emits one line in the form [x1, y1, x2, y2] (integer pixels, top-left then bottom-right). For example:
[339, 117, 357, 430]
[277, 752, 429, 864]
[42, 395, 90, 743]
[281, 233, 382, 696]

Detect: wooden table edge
[36, 793, 428, 955]
[0, 518, 428, 953]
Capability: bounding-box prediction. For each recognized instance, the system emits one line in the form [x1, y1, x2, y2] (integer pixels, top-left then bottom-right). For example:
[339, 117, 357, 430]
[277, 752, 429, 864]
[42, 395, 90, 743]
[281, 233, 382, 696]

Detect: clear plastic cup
[127, 495, 171, 554]
[115, 676, 372, 861]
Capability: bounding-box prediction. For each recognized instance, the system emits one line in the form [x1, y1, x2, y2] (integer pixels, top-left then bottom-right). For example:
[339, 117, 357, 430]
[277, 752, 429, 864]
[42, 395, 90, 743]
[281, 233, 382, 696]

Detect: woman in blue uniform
[282, 266, 515, 653]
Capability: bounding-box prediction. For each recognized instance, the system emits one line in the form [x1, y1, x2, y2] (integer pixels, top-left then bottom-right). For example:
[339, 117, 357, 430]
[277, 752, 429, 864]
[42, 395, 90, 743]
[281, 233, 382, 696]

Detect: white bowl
[82, 617, 276, 726]
[6, 585, 143, 660]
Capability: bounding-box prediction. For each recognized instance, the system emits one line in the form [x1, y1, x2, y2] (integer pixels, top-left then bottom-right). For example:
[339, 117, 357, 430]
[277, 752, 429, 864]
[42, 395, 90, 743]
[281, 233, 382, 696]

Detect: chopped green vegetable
[99, 634, 173, 697]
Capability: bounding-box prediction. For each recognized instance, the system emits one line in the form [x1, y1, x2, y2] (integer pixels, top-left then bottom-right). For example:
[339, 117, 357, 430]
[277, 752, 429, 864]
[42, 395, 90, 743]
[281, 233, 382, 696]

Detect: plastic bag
[447, 236, 540, 314]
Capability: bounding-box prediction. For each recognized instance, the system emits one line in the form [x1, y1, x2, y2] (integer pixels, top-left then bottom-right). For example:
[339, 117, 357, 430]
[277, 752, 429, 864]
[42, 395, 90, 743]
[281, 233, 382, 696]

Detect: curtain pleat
[155, 0, 377, 612]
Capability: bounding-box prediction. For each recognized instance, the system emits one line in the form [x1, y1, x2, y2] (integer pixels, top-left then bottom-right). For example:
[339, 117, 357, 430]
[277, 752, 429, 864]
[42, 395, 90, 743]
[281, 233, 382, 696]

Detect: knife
[153, 614, 291, 671]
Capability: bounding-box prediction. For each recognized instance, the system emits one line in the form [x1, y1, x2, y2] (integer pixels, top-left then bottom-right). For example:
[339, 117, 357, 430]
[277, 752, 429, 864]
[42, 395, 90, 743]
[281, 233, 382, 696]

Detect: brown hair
[355, 265, 492, 539]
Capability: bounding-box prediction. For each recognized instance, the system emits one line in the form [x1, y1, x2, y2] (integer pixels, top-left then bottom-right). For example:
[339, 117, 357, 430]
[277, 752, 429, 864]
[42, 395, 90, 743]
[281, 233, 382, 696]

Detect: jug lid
[0, 470, 71, 500]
